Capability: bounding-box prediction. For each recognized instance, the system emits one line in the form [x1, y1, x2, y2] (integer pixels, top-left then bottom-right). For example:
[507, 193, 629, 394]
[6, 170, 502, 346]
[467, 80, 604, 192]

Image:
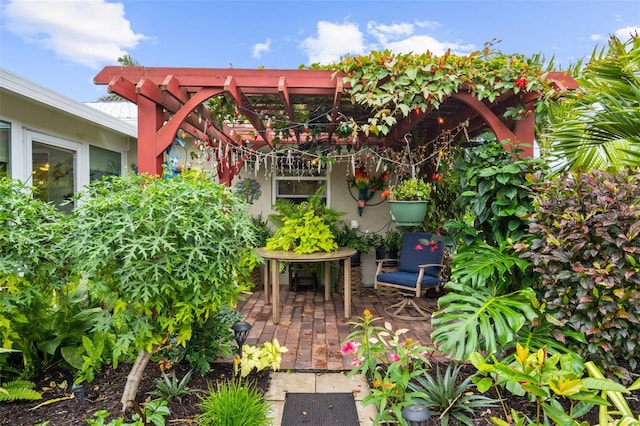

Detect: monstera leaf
[431, 282, 538, 361]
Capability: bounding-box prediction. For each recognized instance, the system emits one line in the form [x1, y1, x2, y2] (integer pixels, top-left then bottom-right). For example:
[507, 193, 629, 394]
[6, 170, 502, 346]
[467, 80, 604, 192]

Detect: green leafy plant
[585, 361, 640, 425]
[448, 138, 544, 247]
[431, 240, 539, 361]
[0, 379, 42, 402]
[333, 48, 558, 137]
[341, 310, 434, 425]
[62, 171, 259, 409]
[235, 339, 288, 378]
[408, 363, 498, 425]
[470, 344, 625, 425]
[85, 400, 170, 426]
[147, 369, 201, 402]
[334, 224, 376, 254]
[267, 186, 344, 254]
[383, 177, 432, 201]
[0, 177, 66, 378]
[197, 379, 272, 426]
[518, 168, 640, 374]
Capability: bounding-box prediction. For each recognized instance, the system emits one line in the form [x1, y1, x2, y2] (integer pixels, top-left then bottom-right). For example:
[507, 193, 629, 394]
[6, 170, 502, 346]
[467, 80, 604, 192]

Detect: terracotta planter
[388, 200, 428, 226]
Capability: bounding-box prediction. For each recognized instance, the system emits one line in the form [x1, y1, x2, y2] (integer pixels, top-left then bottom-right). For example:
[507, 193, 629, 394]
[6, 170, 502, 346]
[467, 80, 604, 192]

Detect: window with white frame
[272, 154, 329, 205]
[0, 121, 9, 176]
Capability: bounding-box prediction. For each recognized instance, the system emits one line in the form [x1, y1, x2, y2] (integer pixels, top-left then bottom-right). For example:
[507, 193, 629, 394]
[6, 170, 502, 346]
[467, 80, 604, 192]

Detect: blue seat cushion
[376, 271, 439, 289]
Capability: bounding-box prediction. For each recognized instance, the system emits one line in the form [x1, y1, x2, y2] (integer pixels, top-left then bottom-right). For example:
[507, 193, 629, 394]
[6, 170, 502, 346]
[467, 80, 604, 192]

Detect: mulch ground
[2, 361, 638, 425]
[0, 362, 269, 426]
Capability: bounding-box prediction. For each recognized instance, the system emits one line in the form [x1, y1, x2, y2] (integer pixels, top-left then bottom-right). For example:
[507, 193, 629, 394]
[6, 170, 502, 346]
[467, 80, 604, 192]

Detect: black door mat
[280, 392, 360, 425]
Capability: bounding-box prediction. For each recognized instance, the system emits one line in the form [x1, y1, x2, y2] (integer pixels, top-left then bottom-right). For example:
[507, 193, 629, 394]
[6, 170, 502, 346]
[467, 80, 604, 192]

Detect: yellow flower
[373, 379, 381, 388]
[363, 309, 371, 319]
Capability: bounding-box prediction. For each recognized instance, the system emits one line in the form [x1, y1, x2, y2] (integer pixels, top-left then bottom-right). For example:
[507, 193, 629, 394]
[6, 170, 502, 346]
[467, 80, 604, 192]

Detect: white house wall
[0, 68, 137, 195]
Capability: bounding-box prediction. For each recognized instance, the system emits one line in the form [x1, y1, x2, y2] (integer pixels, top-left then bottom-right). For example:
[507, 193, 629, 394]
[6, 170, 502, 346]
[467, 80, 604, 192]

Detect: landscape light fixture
[231, 321, 252, 357]
[402, 404, 431, 425]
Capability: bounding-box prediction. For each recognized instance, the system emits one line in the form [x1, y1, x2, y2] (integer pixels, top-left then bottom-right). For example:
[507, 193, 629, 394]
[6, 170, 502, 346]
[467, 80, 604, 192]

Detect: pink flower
[351, 356, 364, 366]
[415, 244, 424, 251]
[390, 353, 400, 362]
[341, 341, 359, 355]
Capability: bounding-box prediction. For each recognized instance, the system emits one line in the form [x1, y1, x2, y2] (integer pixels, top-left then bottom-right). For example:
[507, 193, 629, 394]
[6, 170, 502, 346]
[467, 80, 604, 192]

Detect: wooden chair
[374, 232, 445, 319]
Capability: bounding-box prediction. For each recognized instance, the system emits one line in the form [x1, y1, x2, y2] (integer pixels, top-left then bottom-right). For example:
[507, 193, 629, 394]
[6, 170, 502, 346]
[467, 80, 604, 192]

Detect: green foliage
[385, 177, 432, 201]
[85, 400, 170, 426]
[450, 139, 544, 246]
[470, 345, 622, 425]
[342, 310, 434, 426]
[518, 168, 640, 373]
[266, 186, 343, 253]
[197, 379, 272, 426]
[63, 172, 256, 357]
[334, 224, 376, 253]
[585, 361, 640, 425]
[0, 379, 42, 401]
[0, 177, 110, 381]
[250, 214, 273, 248]
[409, 363, 498, 425]
[147, 369, 201, 402]
[538, 34, 640, 171]
[332, 48, 557, 137]
[431, 240, 539, 361]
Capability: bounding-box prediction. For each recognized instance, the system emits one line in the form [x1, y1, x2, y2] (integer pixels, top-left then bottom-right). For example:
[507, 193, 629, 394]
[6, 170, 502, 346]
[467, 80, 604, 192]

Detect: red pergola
[93, 67, 577, 183]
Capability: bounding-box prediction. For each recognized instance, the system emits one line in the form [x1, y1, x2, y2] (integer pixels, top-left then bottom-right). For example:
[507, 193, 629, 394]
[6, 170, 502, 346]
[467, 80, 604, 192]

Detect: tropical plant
[62, 171, 259, 409]
[197, 379, 272, 426]
[448, 137, 545, 247]
[538, 34, 640, 172]
[431, 240, 540, 361]
[585, 361, 640, 425]
[334, 224, 376, 254]
[266, 186, 343, 253]
[408, 363, 498, 425]
[517, 168, 640, 375]
[147, 369, 201, 402]
[341, 310, 434, 425]
[383, 177, 432, 201]
[235, 339, 288, 378]
[470, 344, 629, 425]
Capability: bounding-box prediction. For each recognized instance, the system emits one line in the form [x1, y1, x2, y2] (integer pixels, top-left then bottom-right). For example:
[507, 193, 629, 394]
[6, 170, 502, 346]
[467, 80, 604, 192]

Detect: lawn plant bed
[0, 362, 270, 426]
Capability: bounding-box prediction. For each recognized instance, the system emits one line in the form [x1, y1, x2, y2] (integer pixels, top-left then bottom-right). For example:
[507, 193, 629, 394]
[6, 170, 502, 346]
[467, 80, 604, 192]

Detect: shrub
[518, 168, 640, 374]
[197, 379, 272, 426]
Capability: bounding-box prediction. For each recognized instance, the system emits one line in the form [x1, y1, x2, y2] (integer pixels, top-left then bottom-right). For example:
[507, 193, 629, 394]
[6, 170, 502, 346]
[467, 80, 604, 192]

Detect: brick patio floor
[236, 284, 448, 372]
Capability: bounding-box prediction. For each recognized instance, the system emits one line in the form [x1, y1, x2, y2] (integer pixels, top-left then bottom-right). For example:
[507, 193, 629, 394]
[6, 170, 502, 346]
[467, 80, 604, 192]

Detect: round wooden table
[256, 247, 357, 324]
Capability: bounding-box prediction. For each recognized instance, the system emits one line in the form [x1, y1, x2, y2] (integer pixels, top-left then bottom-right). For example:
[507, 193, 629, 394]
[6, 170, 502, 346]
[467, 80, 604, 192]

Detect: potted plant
[375, 228, 403, 260]
[334, 224, 376, 266]
[382, 177, 432, 226]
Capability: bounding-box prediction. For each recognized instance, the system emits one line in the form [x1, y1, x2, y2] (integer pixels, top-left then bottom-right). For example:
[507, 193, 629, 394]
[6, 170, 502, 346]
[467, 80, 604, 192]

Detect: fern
[0, 380, 42, 401]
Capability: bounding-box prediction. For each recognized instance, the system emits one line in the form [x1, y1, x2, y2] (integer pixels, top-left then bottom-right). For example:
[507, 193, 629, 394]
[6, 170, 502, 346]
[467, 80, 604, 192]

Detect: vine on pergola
[328, 45, 557, 137]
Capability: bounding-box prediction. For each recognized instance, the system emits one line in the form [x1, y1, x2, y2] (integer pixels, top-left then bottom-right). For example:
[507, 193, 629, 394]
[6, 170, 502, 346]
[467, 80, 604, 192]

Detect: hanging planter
[388, 200, 428, 226]
[383, 177, 432, 227]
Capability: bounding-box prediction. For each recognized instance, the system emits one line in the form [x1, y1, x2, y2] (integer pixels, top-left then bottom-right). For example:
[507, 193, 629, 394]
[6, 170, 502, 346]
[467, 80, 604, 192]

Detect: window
[0, 121, 9, 176]
[32, 141, 75, 213]
[90, 145, 121, 181]
[272, 154, 329, 205]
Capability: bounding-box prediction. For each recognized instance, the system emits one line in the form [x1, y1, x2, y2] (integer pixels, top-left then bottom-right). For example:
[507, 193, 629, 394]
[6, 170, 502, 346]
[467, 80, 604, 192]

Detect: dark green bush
[519, 168, 640, 372]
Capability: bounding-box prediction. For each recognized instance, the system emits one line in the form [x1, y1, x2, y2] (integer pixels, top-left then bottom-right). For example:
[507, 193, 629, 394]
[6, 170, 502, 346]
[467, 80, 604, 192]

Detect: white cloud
[3, 0, 146, 68]
[367, 21, 414, 45]
[300, 21, 367, 64]
[385, 34, 475, 56]
[252, 38, 271, 59]
[590, 34, 604, 42]
[615, 26, 640, 41]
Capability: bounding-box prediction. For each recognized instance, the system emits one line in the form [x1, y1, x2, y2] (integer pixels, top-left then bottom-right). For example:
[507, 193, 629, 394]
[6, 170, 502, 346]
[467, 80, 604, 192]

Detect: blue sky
[1, 0, 638, 102]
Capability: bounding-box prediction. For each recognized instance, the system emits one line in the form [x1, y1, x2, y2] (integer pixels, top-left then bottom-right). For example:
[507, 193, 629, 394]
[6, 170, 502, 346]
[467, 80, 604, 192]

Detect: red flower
[515, 77, 527, 90]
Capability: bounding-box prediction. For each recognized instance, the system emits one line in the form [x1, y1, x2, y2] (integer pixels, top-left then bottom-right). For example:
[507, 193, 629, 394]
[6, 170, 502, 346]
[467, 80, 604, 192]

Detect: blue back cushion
[397, 232, 444, 277]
